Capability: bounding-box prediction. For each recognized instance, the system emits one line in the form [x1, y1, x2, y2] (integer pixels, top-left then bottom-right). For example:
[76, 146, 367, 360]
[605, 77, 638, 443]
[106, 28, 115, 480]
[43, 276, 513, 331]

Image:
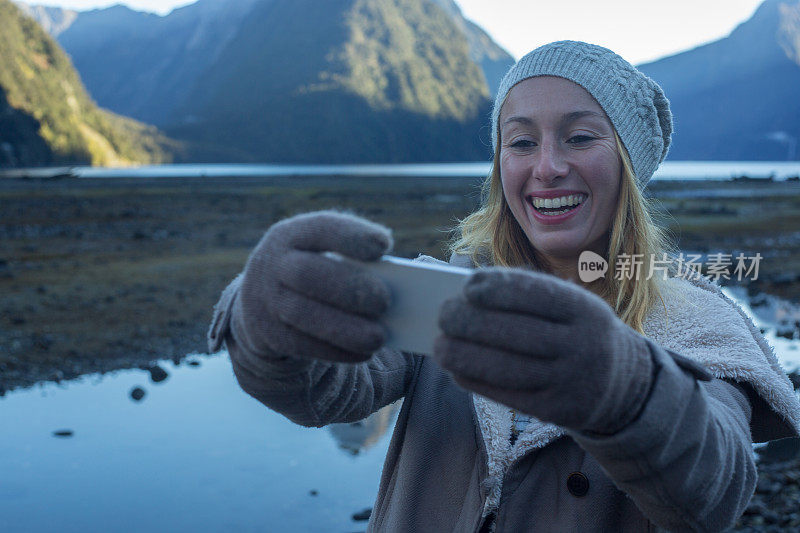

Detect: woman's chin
[528, 237, 585, 261]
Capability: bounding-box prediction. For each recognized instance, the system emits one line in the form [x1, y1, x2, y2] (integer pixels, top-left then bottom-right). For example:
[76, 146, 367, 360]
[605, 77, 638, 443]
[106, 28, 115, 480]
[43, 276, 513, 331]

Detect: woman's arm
[209, 273, 419, 427]
[569, 342, 756, 532]
[207, 211, 422, 427]
[434, 267, 757, 531]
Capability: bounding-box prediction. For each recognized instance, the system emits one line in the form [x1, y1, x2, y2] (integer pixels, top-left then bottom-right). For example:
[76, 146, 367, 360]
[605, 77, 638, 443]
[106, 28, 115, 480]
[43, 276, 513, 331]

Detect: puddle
[0, 354, 397, 532]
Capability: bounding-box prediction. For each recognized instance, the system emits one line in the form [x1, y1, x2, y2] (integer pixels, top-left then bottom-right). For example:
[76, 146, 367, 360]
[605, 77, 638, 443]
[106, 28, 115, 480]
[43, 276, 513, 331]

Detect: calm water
[0, 354, 399, 532]
[0, 291, 798, 532]
[3, 161, 800, 180]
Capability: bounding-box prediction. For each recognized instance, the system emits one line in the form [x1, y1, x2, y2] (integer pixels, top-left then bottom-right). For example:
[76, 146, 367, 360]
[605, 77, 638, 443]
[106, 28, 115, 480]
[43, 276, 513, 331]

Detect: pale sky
[17, 0, 767, 64]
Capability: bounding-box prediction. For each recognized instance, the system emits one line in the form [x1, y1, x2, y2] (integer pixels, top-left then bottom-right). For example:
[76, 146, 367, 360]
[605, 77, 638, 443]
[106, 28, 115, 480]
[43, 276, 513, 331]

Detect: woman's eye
[567, 135, 594, 144]
[510, 139, 536, 149]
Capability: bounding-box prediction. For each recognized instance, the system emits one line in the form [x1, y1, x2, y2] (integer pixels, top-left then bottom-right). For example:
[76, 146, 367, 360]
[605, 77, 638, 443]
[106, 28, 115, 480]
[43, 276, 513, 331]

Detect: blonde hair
[449, 133, 672, 334]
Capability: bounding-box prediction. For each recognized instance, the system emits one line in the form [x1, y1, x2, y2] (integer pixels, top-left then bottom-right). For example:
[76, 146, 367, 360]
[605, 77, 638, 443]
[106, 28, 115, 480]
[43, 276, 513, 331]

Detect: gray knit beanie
[491, 40, 672, 189]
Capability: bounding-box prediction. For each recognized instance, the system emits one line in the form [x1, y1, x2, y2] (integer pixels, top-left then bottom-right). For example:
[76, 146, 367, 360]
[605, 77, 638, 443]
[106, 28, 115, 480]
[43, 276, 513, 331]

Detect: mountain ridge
[30, 0, 511, 123]
[169, 0, 493, 163]
[0, 0, 177, 167]
[14, 0, 799, 163]
[638, 0, 800, 161]
[32, 0, 504, 163]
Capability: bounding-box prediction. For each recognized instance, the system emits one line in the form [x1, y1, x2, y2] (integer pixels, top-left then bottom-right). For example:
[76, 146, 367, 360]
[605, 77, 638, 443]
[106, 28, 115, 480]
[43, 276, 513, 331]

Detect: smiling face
[498, 76, 622, 273]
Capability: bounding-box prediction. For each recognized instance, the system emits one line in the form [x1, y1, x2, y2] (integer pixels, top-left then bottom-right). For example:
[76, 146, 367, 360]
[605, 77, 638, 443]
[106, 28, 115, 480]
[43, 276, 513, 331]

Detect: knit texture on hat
[491, 41, 673, 188]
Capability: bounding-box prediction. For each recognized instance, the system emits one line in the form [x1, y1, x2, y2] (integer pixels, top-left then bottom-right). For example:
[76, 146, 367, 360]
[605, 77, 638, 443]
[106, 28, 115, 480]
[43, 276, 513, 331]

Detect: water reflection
[0, 354, 393, 532]
[329, 402, 401, 456]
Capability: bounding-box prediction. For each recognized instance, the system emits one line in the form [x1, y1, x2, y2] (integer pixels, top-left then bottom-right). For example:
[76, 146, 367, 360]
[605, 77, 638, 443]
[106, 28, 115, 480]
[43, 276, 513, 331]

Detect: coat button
[567, 472, 589, 497]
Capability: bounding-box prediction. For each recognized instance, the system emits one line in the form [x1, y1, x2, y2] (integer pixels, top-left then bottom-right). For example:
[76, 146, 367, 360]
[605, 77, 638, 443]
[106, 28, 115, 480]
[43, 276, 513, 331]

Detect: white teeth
[531, 194, 586, 210]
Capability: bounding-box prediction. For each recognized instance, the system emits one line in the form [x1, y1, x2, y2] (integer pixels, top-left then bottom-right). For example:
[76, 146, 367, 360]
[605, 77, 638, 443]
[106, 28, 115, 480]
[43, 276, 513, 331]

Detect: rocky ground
[735, 436, 800, 531]
[2, 174, 800, 528]
[0, 174, 485, 393]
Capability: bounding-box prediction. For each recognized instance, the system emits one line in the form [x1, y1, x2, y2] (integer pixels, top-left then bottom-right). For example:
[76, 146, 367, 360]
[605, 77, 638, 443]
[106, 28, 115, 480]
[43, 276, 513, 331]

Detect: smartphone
[324, 253, 471, 355]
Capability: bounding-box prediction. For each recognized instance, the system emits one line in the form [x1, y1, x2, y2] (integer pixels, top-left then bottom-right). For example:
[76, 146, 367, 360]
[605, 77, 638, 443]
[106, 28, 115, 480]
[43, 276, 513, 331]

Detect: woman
[208, 41, 800, 531]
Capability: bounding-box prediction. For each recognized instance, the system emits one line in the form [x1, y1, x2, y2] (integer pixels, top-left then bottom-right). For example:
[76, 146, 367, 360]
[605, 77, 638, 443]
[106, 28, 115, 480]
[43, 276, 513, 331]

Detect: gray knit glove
[235, 210, 393, 363]
[434, 267, 655, 434]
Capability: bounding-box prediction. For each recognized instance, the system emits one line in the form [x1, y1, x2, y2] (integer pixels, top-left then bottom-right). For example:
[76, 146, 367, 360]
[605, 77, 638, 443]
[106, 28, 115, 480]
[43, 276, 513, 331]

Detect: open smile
[529, 193, 587, 215]
[526, 192, 588, 224]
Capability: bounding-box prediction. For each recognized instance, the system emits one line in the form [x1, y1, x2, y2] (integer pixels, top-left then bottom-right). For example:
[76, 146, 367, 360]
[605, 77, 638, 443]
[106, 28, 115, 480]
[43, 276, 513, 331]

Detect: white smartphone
[324, 253, 471, 355]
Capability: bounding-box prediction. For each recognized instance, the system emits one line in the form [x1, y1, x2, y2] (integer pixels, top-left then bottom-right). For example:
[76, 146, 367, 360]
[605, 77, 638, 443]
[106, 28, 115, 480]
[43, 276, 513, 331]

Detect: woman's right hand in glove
[234, 210, 393, 363]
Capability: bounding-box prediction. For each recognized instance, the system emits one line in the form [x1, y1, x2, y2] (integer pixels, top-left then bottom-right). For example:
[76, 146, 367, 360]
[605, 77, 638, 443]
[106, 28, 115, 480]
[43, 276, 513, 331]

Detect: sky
[16, 0, 768, 64]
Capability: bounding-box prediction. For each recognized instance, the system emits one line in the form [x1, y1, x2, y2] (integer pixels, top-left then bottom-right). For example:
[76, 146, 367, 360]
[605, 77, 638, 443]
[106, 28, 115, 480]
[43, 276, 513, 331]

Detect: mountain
[0, 0, 177, 167]
[14, 2, 77, 36]
[43, 0, 511, 129]
[169, 0, 492, 163]
[638, 0, 800, 161]
[428, 0, 514, 96]
[33, 0, 503, 163]
[55, 0, 261, 126]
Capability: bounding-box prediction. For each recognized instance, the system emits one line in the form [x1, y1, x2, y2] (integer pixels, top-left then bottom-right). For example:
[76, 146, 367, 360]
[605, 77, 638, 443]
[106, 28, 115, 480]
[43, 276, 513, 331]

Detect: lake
[2, 161, 800, 180]
[0, 288, 798, 532]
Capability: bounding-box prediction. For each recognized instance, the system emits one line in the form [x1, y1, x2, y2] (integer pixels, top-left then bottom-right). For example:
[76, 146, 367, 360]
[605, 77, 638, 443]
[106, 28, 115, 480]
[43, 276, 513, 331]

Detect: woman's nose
[533, 141, 569, 184]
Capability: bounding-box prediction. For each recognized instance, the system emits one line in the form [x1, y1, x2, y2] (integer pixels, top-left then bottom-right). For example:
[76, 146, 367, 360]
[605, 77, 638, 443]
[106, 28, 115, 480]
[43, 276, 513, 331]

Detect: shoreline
[3, 175, 800, 392]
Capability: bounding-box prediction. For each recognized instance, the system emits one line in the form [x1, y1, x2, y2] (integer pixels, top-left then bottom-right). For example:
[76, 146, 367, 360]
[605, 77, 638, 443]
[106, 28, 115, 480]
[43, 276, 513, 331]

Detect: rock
[744, 500, 766, 515]
[145, 365, 169, 383]
[53, 429, 73, 437]
[757, 437, 800, 464]
[788, 372, 800, 390]
[352, 508, 372, 521]
[775, 328, 795, 340]
[756, 477, 781, 495]
[763, 510, 781, 524]
[130, 386, 146, 401]
[32, 334, 54, 350]
[187, 360, 201, 367]
[309, 489, 318, 496]
[770, 273, 796, 285]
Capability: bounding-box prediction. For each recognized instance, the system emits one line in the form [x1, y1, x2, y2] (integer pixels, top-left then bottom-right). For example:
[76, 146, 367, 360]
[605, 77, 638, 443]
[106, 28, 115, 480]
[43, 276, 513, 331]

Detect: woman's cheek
[500, 154, 527, 190]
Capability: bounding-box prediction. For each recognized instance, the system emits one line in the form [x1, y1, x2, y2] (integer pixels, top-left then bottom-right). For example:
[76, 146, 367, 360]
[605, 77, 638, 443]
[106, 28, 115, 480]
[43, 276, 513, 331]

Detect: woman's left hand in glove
[433, 267, 655, 434]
